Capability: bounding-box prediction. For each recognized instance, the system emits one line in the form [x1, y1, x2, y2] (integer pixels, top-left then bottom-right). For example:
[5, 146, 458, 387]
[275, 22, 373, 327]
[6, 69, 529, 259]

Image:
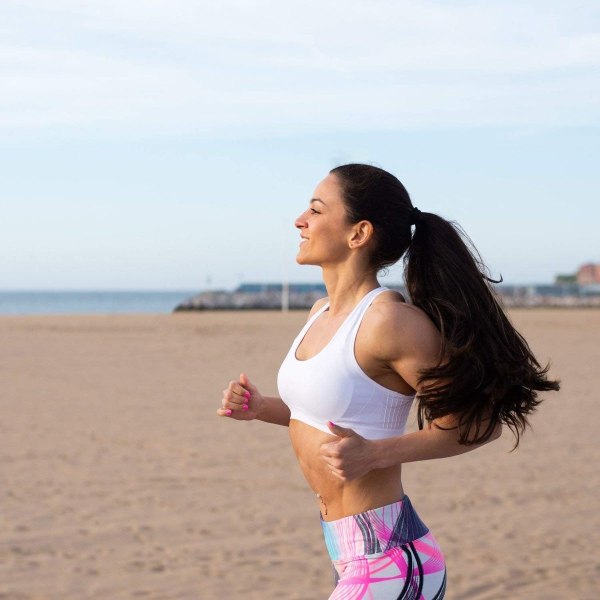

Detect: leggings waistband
[320, 494, 429, 562]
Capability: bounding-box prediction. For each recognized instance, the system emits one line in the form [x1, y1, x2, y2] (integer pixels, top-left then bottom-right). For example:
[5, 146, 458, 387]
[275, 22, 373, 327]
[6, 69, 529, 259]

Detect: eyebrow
[310, 198, 327, 206]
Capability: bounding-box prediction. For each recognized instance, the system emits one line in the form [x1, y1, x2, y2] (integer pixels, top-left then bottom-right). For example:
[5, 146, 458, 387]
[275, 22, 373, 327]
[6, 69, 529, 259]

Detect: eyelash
[310, 208, 320, 214]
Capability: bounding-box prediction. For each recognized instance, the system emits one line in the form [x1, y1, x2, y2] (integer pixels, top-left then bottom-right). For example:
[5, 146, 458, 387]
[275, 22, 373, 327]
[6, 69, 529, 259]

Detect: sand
[0, 309, 598, 599]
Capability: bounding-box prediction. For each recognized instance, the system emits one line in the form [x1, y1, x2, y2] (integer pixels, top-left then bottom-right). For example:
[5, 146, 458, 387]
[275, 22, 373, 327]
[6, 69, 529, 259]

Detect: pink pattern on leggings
[321, 495, 446, 599]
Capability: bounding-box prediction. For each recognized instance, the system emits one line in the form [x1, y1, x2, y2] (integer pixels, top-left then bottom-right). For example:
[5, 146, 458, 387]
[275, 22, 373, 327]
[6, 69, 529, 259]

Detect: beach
[1, 309, 598, 599]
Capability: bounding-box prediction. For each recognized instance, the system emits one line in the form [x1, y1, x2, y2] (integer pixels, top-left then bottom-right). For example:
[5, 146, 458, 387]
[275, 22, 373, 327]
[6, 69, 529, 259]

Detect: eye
[310, 208, 320, 214]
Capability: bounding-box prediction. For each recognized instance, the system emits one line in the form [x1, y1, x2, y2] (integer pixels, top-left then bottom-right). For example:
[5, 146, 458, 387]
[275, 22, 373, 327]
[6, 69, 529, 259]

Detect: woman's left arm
[378, 301, 503, 466]
[319, 302, 502, 481]
[372, 415, 502, 469]
[322, 416, 501, 482]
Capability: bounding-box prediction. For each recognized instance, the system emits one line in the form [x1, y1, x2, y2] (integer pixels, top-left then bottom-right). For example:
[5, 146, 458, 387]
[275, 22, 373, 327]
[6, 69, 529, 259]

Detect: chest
[290, 310, 411, 397]
[294, 311, 350, 361]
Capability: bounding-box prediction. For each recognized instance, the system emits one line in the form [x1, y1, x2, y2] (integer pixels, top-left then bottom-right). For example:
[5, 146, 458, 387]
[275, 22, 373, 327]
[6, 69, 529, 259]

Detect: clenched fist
[216, 372, 264, 421]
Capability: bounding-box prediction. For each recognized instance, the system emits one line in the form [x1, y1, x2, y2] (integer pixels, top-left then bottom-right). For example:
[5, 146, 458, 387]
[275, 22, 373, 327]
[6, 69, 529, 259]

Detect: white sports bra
[277, 286, 415, 440]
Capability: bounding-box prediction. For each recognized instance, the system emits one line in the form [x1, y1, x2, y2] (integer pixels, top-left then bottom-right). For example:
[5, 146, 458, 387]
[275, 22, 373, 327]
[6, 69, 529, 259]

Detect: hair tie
[409, 206, 422, 225]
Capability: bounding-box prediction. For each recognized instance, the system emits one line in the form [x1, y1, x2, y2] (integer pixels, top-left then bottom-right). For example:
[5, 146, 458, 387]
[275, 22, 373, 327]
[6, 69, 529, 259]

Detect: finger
[221, 392, 244, 407]
[328, 467, 346, 481]
[227, 380, 252, 402]
[227, 380, 249, 398]
[319, 443, 340, 459]
[321, 453, 343, 469]
[216, 408, 233, 417]
[221, 398, 250, 412]
[223, 386, 249, 406]
[327, 421, 357, 438]
[239, 372, 257, 394]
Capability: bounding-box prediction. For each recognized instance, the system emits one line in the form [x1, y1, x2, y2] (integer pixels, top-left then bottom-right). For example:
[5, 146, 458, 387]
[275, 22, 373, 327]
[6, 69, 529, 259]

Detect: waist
[289, 419, 404, 521]
[320, 494, 430, 562]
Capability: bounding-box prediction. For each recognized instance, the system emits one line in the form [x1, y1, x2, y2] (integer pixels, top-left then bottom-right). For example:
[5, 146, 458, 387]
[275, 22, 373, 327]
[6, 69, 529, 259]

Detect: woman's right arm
[216, 373, 291, 427]
[255, 395, 291, 426]
[216, 297, 328, 428]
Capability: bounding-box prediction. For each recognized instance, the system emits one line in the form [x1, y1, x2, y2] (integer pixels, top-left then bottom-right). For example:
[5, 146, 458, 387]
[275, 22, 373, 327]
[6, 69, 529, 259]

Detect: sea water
[0, 291, 198, 315]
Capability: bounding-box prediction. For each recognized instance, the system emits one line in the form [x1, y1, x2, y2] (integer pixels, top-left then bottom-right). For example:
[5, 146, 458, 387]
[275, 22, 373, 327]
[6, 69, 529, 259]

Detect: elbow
[462, 422, 502, 446]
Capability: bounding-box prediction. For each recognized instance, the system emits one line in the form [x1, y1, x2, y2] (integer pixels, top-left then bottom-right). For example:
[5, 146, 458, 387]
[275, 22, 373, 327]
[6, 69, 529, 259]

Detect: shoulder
[307, 297, 329, 320]
[364, 291, 441, 361]
[368, 290, 430, 336]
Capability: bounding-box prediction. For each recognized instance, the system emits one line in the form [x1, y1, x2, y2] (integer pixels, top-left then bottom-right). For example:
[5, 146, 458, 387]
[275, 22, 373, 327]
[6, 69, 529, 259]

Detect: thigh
[328, 532, 447, 600]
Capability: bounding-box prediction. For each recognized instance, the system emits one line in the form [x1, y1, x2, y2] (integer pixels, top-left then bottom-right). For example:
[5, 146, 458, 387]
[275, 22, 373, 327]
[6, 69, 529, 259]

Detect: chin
[296, 252, 317, 266]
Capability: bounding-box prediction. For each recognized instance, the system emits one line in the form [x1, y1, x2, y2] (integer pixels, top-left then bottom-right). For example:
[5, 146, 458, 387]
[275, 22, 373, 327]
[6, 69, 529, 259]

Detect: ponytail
[405, 212, 560, 449]
[331, 163, 560, 450]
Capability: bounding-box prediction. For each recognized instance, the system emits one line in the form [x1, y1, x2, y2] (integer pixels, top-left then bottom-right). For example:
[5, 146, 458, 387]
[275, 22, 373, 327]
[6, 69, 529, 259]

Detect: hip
[321, 494, 447, 599]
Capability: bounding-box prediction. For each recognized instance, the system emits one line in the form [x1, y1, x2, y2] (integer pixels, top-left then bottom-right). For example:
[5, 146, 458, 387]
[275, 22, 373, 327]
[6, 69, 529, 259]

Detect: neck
[321, 266, 380, 315]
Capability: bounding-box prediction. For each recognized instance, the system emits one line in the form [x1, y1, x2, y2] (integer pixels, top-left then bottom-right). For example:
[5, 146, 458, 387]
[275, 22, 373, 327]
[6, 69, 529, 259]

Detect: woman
[216, 164, 560, 599]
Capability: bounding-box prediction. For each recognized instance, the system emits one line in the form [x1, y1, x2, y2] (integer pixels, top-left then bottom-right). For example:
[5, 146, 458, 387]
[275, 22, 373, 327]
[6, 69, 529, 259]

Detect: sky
[1, 0, 598, 290]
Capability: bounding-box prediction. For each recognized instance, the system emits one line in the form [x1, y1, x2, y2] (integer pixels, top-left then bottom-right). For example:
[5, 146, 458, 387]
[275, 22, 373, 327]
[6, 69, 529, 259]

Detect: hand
[216, 372, 264, 421]
[318, 421, 379, 482]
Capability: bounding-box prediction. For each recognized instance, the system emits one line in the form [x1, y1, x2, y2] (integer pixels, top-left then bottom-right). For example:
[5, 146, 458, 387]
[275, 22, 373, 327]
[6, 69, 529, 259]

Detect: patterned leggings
[320, 495, 447, 599]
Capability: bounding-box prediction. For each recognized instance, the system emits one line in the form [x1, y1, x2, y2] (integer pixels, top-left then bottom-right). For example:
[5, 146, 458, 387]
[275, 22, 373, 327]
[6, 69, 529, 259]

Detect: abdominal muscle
[288, 419, 404, 522]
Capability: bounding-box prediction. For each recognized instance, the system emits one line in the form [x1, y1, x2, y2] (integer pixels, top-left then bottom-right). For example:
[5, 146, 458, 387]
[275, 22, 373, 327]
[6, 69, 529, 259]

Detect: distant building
[577, 263, 600, 285]
[555, 273, 577, 285]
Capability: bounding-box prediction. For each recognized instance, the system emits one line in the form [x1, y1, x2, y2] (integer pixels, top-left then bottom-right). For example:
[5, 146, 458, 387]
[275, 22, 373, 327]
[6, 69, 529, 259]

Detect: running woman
[217, 164, 560, 599]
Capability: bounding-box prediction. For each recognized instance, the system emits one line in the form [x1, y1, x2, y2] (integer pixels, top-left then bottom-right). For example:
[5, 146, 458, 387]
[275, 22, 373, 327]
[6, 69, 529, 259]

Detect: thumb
[327, 421, 357, 438]
[239, 372, 257, 394]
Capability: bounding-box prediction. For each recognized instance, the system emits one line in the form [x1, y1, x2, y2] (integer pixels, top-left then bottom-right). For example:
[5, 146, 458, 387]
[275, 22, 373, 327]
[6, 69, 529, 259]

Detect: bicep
[385, 312, 444, 392]
[382, 307, 503, 444]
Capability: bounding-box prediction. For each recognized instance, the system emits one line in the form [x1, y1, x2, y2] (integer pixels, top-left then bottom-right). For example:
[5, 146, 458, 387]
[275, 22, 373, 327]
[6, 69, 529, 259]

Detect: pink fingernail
[242, 405, 249, 411]
[244, 391, 251, 399]
[226, 409, 232, 416]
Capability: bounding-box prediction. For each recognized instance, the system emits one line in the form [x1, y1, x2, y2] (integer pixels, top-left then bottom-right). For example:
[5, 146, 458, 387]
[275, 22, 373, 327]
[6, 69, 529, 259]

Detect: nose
[295, 210, 308, 230]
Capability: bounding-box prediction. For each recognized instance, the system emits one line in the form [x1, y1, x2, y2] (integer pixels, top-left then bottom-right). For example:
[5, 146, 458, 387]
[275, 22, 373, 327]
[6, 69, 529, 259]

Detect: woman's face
[294, 173, 355, 267]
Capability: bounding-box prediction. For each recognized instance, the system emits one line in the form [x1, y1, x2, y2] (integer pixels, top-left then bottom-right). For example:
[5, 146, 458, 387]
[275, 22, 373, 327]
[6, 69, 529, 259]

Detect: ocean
[0, 291, 199, 315]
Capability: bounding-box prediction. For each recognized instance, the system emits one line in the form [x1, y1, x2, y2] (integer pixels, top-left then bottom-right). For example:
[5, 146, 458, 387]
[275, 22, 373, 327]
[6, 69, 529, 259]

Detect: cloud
[1, 0, 599, 137]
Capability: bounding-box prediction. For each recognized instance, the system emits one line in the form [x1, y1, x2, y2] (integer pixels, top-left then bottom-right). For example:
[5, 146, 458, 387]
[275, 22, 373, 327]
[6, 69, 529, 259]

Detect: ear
[348, 220, 374, 249]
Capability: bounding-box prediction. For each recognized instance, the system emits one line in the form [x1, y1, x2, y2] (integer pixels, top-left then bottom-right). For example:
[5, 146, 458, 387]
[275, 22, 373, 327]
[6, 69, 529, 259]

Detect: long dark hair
[331, 163, 560, 450]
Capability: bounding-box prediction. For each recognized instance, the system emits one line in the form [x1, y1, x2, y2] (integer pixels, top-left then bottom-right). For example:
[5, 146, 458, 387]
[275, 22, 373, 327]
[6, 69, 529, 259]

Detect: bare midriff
[288, 419, 404, 522]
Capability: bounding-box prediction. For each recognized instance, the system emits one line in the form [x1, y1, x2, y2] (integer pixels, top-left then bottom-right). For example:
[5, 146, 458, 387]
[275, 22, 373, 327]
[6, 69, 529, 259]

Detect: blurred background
[1, 0, 598, 304]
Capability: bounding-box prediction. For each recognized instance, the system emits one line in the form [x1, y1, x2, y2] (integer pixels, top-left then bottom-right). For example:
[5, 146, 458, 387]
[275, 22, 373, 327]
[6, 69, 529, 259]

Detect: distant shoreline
[1, 306, 599, 321]
[1, 286, 599, 316]
[174, 282, 600, 311]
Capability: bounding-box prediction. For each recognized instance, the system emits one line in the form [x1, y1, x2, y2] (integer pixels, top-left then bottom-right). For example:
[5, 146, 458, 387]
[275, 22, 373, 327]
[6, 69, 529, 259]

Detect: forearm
[256, 396, 291, 427]
[374, 422, 502, 468]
